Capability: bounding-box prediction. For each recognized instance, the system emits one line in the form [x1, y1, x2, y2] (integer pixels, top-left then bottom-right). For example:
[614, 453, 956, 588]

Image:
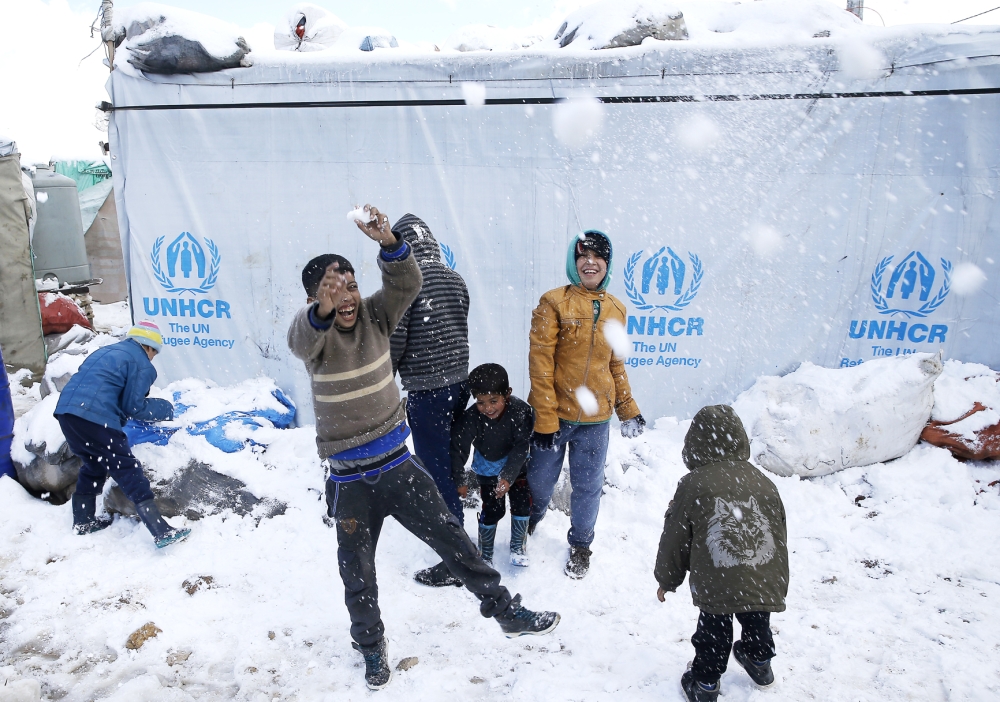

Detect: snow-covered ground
[1, 408, 998, 700]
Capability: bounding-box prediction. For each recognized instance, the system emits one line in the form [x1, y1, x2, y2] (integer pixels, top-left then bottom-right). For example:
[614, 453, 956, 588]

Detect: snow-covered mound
[553, 0, 689, 49]
[273, 3, 347, 52]
[734, 353, 943, 477]
[111, 2, 252, 74]
[0, 415, 997, 699]
[443, 24, 541, 52]
[920, 360, 1000, 460]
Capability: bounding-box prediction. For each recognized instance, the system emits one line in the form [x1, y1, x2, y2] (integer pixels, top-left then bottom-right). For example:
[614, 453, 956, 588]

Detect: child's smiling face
[474, 392, 507, 420]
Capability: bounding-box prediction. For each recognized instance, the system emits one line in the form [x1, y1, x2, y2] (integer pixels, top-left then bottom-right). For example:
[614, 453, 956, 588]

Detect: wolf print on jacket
[706, 497, 776, 568]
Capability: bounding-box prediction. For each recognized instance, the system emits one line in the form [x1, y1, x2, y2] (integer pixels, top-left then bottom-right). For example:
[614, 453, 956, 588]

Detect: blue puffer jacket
[55, 339, 173, 430]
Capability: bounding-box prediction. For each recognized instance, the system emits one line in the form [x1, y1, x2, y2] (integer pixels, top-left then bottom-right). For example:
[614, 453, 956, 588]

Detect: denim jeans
[406, 381, 470, 524]
[527, 420, 610, 548]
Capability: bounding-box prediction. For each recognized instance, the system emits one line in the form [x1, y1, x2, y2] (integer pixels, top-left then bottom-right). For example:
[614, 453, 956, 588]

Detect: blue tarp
[123, 389, 296, 453]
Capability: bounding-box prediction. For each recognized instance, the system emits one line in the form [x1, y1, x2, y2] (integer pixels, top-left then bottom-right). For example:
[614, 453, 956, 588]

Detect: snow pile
[0, 413, 998, 699]
[274, 3, 347, 52]
[734, 353, 943, 477]
[443, 24, 541, 52]
[931, 361, 1000, 432]
[553, 0, 688, 49]
[920, 361, 1000, 460]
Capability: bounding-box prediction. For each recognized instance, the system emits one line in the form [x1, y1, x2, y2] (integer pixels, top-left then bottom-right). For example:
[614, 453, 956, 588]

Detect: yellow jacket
[528, 284, 641, 433]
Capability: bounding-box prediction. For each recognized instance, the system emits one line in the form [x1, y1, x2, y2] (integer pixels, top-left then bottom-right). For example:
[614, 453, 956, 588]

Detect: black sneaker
[413, 561, 462, 588]
[564, 546, 592, 579]
[496, 594, 560, 638]
[681, 670, 720, 702]
[352, 638, 392, 690]
[733, 641, 775, 687]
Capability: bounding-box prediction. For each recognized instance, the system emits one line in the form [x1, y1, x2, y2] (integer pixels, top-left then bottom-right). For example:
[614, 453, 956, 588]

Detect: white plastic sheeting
[733, 353, 942, 476]
[107, 30, 1000, 424]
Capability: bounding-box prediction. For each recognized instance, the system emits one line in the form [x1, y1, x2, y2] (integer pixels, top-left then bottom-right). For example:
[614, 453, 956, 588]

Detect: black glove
[531, 431, 558, 452]
[620, 414, 646, 439]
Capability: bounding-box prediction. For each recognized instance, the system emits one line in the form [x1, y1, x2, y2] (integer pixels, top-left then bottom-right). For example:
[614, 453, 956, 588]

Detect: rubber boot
[478, 520, 497, 565]
[135, 499, 191, 549]
[71, 494, 113, 535]
[509, 516, 529, 567]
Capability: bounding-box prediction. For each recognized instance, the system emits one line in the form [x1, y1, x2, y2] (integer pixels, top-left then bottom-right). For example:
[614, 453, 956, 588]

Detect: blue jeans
[406, 381, 470, 524]
[527, 420, 610, 549]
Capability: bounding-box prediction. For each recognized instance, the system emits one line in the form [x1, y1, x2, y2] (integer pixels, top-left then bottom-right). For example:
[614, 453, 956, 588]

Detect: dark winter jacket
[54, 338, 174, 431]
[654, 405, 789, 615]
[389, 214, 470, 392]
[287, 237, 422, 457]
[450, 396, 534, 487]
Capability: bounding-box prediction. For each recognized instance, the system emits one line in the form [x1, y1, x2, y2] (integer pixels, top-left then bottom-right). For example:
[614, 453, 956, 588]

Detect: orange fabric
[38, 293, 91, 335]
[920, 402, 1000, 461]
[527, 284, 640, 434]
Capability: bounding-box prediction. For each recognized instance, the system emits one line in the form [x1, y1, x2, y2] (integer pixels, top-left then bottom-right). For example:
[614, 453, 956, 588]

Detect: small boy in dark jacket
[451, 363, 534, 567]
[54, 322, 190, 548]
[654, 405, 789, 702]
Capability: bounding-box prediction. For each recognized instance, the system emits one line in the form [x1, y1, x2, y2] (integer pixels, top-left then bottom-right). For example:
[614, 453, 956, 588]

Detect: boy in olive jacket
[654, 405, 788, 702]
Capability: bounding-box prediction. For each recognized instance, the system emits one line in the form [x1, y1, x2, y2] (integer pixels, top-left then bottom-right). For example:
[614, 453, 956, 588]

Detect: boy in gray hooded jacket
[655, 405, 789, 702]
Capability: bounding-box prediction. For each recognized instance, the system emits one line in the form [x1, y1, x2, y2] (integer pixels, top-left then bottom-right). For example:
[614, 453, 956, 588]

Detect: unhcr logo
[151, 232, 221, 294]
[843, 251, 951, 366]
[143, 232, 232, 322]
[870, 251, 951, 318]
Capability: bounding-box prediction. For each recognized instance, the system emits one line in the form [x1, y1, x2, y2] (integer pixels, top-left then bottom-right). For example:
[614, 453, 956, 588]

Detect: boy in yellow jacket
[527, 230, 645, 578]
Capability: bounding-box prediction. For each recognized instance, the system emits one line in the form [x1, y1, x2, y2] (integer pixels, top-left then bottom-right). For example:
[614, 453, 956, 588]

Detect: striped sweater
[287, 242, 422, 457]
[389, 214, 470, 391]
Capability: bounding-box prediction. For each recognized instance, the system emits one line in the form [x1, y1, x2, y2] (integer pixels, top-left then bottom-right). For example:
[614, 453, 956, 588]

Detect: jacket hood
[681, 404, 751, 471]
[391, 213, 442, 266]
[565, 229, 613, 292]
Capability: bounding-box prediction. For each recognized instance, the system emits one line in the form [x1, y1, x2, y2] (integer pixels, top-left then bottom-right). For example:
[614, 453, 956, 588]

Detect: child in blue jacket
[54, 321, 190, 548]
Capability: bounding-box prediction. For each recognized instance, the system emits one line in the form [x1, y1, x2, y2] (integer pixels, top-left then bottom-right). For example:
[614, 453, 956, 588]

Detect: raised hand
[354, 204, 396, 247]
[316, 265, 349, 319]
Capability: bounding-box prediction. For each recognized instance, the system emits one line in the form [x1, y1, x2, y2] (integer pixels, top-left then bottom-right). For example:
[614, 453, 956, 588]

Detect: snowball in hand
[575, 386, 599, 415]
[461, 82, 486, 107]
[603, 319, 630, 359]
[951, 262, 987, 296]
[553, 97, 604, 149]
[347, 207, 375, 224]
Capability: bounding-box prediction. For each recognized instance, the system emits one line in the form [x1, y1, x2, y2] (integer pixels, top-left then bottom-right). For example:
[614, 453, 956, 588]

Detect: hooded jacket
[389, 214, 470, 392]
[527, 231, 640, 433]
[654, 405, 789, 615]
[54, 338, 174, 430]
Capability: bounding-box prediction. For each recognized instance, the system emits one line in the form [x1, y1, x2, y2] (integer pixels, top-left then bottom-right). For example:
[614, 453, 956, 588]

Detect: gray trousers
[326, 456, 513, 646]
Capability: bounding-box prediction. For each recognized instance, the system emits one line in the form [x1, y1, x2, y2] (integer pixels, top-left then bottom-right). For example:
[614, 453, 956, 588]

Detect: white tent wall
[107, 32, 1000, 424]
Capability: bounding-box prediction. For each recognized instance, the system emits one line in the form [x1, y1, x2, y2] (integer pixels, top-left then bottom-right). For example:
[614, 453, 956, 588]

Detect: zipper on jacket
[576, 299, 601, 422]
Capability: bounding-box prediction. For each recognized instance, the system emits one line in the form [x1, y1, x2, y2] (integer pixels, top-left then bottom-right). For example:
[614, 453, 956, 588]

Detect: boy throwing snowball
[287, 205, 559, 691]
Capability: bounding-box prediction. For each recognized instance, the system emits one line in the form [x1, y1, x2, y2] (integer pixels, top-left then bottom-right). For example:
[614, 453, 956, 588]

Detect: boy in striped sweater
[287, 205, 559, 692]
